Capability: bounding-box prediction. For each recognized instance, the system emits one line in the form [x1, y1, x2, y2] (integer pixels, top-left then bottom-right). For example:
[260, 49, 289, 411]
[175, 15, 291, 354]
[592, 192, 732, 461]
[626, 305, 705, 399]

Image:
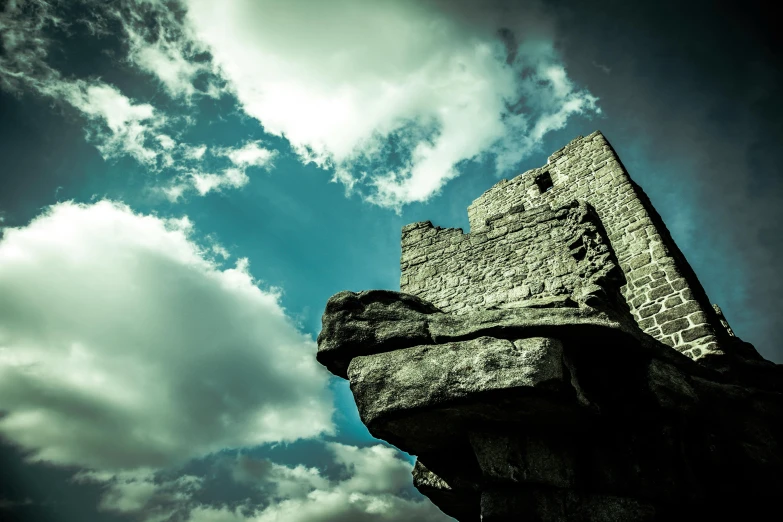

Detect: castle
[317, 132, 782, 521]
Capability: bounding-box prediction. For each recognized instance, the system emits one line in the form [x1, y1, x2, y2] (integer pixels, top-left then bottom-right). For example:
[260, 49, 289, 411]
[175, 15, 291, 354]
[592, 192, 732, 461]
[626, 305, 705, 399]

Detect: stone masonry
[400, 200, 622, 315]
[316, 131, 783, 521]
[430, 131, 752, 364]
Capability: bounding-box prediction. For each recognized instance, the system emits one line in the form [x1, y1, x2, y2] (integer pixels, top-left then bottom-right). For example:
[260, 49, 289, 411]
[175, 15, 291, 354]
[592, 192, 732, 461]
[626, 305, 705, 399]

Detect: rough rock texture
[465, 132, 758, 364]
[316, 132, 783, 521]
[400, 201, 621, 316]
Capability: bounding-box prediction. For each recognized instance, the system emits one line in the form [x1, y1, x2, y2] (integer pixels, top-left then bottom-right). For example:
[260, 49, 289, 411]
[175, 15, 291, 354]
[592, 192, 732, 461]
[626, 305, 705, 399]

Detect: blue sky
[0, 1, 781, 521]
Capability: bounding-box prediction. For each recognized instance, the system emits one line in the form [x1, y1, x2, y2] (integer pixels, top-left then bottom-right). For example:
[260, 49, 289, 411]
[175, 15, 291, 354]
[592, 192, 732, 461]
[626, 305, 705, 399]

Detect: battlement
[402, 131, 756, 364]
[401, 200, 620, 315]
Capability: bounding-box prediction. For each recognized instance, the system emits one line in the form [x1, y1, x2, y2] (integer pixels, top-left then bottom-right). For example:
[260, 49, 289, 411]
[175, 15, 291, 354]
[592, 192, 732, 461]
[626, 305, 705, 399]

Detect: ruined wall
[466, 131, 727, 361]
[400, 201, 618, 314]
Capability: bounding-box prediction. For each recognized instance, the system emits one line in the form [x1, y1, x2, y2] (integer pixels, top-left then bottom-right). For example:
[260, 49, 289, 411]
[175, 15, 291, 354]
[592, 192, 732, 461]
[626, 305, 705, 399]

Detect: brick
[638, 317, 655, 330]
[629, 253, 652, 270]
[651, 245, 667, 260]
[688, 312, 709, 325]
[681, 325, 713, 343]
[639, 303, 662, 319]
[655, 301, 701, 324]
[649, 284, 674, 300]
[664, 295, 683, 308]
[661, 318, 690, 335]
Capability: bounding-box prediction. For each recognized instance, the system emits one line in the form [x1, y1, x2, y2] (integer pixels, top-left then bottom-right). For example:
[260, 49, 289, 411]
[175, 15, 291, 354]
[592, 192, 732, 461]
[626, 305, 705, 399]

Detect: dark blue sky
[0, 1, 780, 521]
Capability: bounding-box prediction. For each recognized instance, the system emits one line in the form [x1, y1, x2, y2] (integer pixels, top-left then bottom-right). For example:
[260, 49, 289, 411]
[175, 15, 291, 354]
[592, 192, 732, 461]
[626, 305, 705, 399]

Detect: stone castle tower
[317, 132, 782, 521]
[401, 130, 750, 366]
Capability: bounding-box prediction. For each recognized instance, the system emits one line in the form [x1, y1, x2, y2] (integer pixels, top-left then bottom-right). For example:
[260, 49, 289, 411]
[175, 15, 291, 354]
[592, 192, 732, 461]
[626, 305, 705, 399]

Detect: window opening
[535, 172, 554, 193]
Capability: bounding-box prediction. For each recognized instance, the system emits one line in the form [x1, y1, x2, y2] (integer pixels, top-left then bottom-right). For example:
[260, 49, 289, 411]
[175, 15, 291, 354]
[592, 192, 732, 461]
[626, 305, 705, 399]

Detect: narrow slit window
[536, 172, 554, 193]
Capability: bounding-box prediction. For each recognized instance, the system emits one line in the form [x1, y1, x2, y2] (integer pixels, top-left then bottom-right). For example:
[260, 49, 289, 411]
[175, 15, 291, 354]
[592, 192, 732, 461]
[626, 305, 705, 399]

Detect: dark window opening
[536, 172, 554, 193]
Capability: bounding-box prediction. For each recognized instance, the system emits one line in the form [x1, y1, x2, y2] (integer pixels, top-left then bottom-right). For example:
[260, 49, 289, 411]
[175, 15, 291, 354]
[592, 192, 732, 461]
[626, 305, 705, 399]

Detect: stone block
[649, 283, 675, 301]
[638, 303, 662, 319]
[681, 325, 712, 343]
[660, 318, 689, 336]
[664, 295, 683, 308]
[655, 301, 701, 325]
[347, 336, 566, 428]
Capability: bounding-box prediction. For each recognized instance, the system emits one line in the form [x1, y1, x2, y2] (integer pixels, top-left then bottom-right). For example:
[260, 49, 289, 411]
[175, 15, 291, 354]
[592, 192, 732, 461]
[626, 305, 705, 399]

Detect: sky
[0, 0, 780, 521]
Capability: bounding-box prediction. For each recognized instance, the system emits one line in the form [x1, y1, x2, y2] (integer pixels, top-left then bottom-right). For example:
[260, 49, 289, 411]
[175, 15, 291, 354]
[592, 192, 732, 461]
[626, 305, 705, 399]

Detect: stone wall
[465, 131, 729, 362]
[400, 201, 619, 315]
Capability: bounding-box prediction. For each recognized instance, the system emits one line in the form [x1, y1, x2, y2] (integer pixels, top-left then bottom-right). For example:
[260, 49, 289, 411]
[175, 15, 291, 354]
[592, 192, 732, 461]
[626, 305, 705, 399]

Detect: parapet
[400, 200, 622, 315]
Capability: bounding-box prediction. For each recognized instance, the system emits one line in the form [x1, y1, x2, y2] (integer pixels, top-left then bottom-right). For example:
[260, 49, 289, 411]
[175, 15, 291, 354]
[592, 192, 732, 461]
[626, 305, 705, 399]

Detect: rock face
[316, 131, 783, 521]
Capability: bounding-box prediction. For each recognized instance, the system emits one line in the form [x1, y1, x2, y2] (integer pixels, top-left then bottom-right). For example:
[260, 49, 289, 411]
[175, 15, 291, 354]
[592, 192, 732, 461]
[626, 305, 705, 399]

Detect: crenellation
[402, 199, 619, 314]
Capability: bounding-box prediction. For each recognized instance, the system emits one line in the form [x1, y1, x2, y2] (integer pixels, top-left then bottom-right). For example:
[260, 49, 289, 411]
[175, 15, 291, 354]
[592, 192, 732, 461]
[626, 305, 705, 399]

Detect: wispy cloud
[163, 141, 278, 200]
[50, 80, 168, 166]
[0, 0, 270, 200]
[114, 0, 224, 100]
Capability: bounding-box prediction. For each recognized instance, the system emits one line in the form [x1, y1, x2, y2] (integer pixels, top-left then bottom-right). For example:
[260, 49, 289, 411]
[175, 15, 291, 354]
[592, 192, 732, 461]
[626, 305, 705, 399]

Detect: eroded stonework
[316, 132, 783, 521]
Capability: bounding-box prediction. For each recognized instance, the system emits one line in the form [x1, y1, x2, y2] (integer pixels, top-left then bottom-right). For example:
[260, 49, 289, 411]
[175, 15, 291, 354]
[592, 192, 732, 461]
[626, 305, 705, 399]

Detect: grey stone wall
[465, 131, 728, 361]
[400, 201, 619, 315]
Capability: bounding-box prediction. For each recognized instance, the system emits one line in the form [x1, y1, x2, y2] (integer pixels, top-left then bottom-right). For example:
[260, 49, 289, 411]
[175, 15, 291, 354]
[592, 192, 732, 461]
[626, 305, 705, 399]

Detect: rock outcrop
[316, 132, 783, 520]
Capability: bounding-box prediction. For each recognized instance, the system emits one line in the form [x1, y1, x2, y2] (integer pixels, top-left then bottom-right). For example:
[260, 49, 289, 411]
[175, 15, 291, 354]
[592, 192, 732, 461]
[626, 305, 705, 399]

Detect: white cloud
[163, 142, 277, 200]
[0, 2, 168, 166]
[221, 141, 277, 170]
[2, 0, 597, 209]
[0, 1, 271, 199]
[0, 0, 62, 93]
[68, 443, 448, 522]
[50, 80, 166, 166]
[187, 444, 449, 522]
[191, 168, 250, 196]
[0, 201, 334, 471]
[131, 35, 203, 99]
[118, 1, 223, 100]
[75, 469, 204, 522]
[182, 0, 599, 208]
[184, 144, 208, 161]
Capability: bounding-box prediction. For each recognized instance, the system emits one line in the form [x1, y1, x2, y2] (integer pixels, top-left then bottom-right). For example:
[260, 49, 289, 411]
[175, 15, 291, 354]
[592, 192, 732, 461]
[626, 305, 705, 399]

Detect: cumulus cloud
[0, 201, 333, 471]
[183, 0, 598, 208]
[68, 443, 448, 522]
[75, 469, 204, 521]
[187, 444, 448, 522]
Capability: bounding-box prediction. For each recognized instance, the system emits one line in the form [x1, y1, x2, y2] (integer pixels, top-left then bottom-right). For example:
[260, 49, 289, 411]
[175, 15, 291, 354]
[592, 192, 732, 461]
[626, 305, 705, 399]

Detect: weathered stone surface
[347, 337, 570, 452]
[465, 132, 761, 362]
[400, 200, 624, 320]
[413, 461, 480, 522]
[317, 289, 702, 379]
[314, 131, 783, 521]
